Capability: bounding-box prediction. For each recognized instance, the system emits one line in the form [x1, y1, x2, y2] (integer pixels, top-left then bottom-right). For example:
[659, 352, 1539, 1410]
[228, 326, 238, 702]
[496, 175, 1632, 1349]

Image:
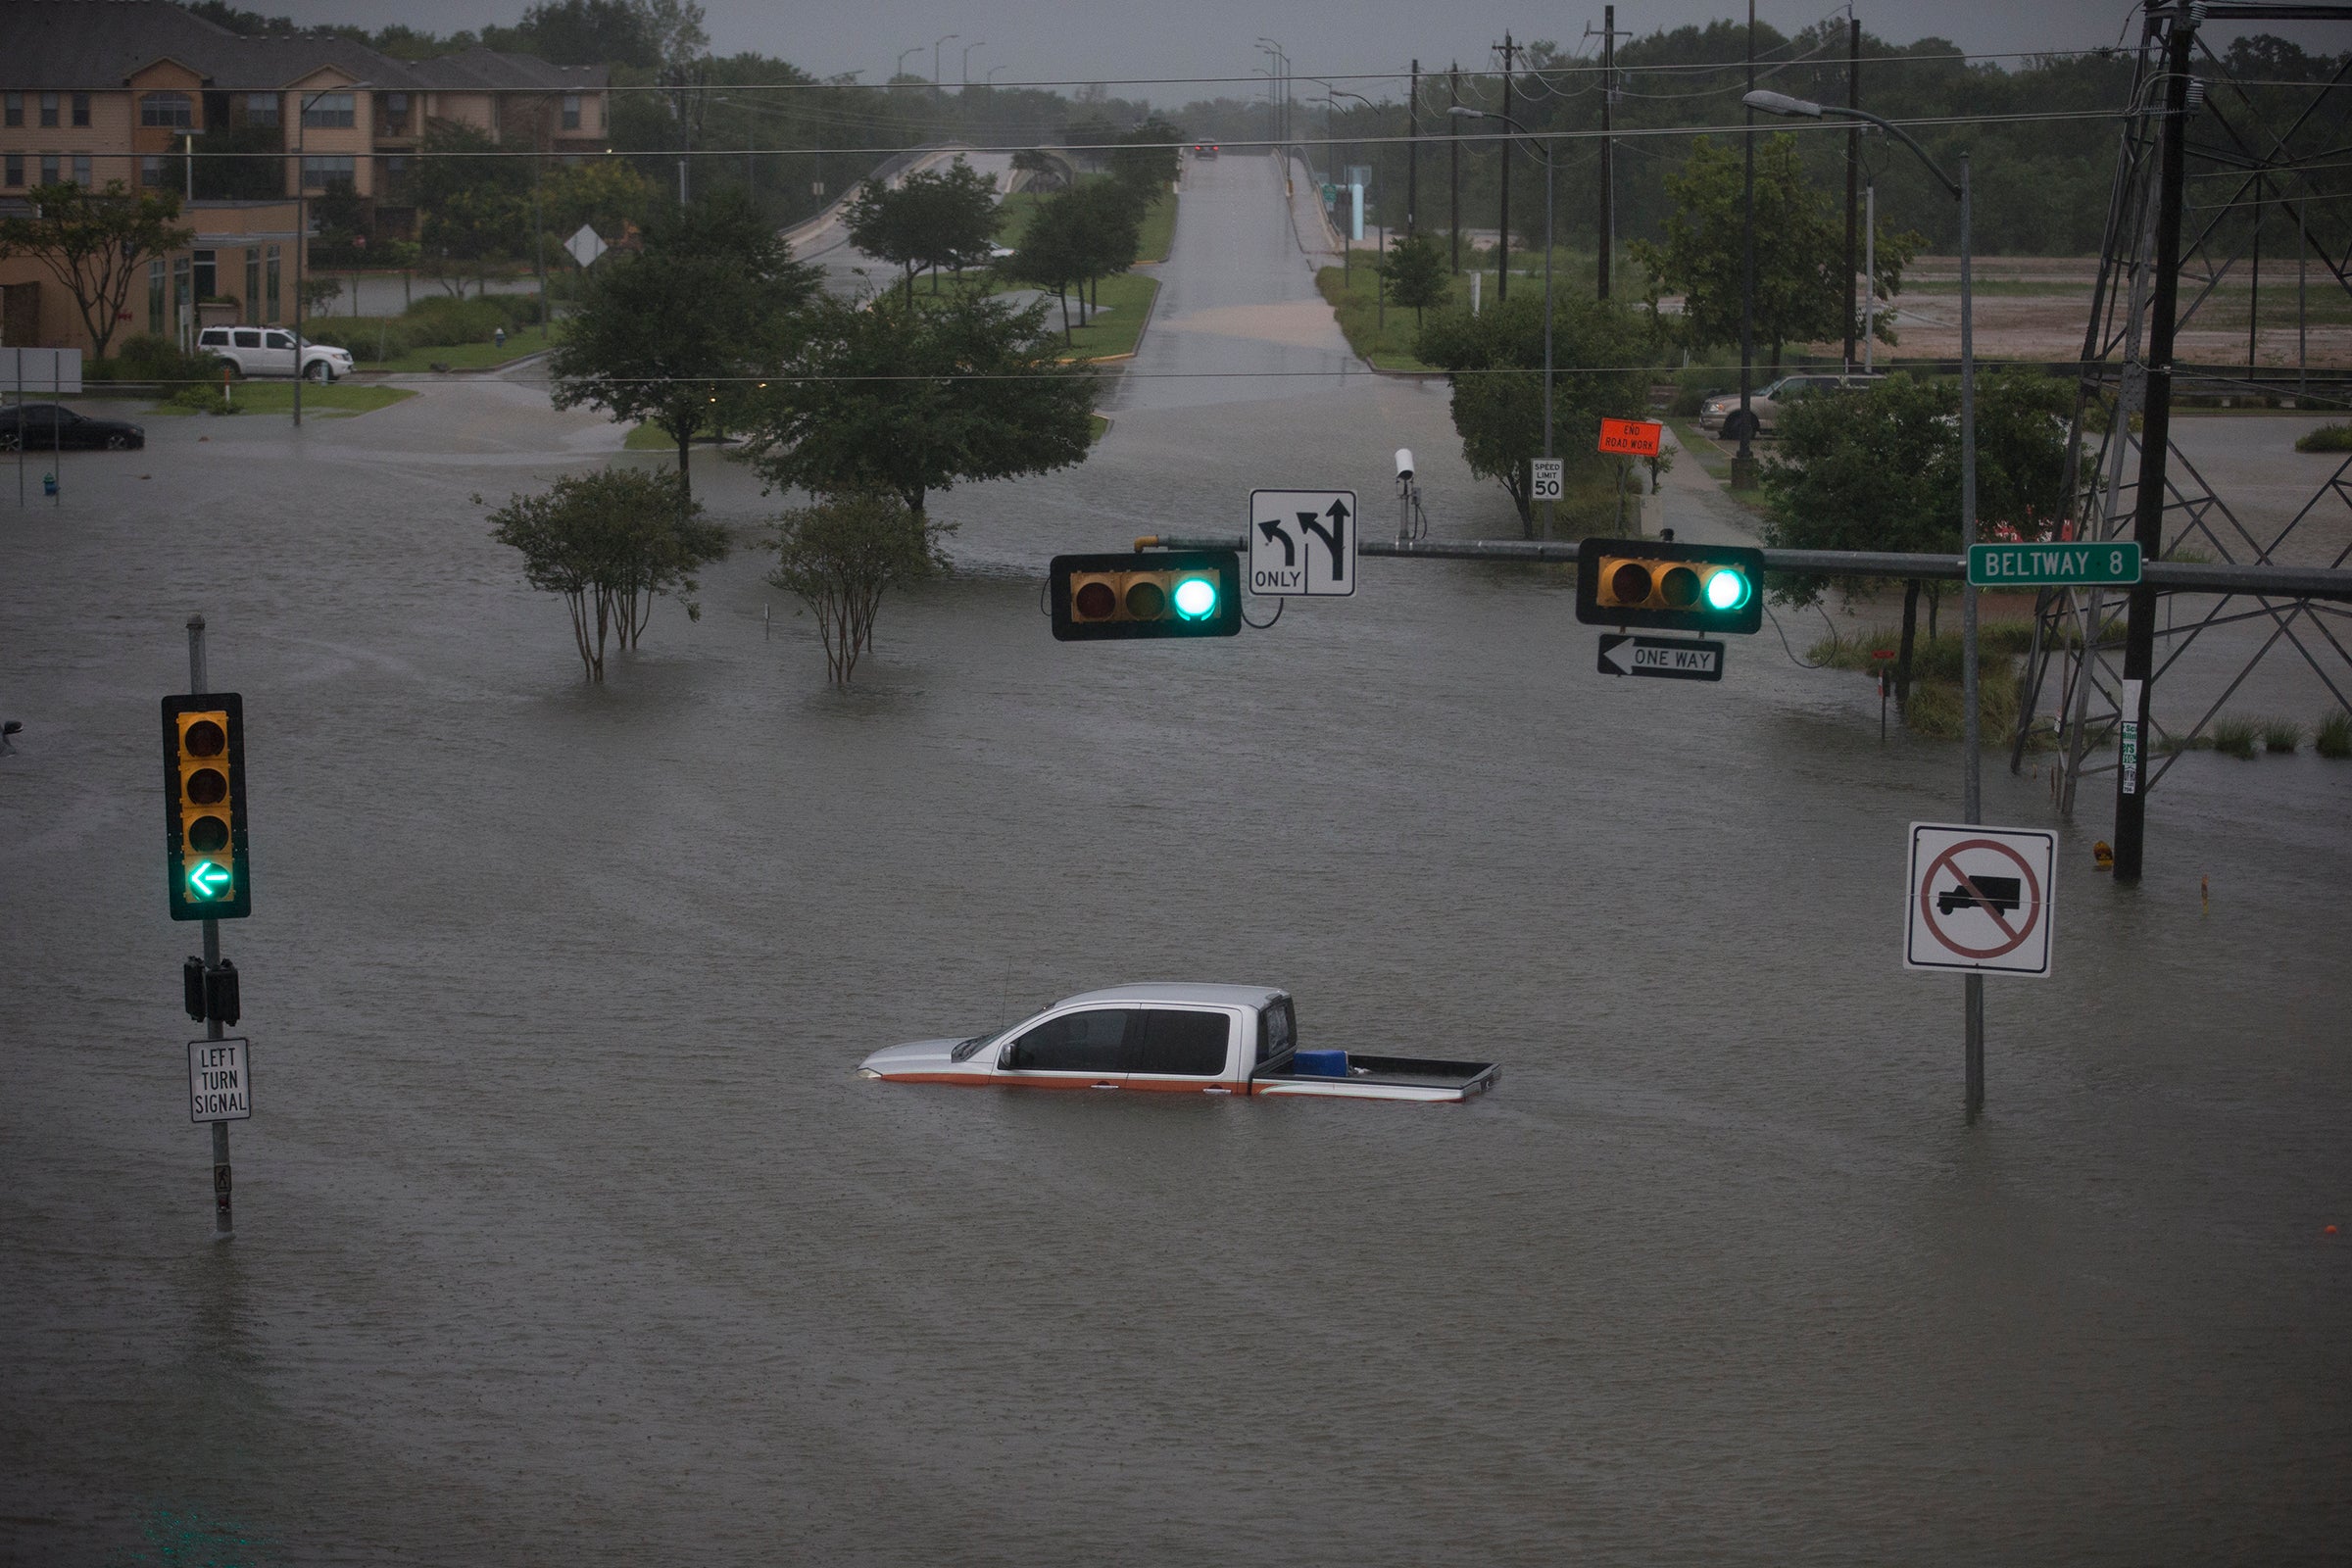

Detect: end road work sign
[1904, 823, 2056, 977]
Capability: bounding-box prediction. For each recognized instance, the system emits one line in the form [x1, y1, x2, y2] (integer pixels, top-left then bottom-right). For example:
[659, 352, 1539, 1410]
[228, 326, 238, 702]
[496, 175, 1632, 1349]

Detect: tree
[999, 191, 1089, 340]
[1011, 148, 1068, 193]
[511, 0, 659, 67]
[485, 468, 729, 682]
[745, 290, 1095, 519]
[1380, 231, 1451, 328]
[1414, 295, 1655, 536]
[0, 183, 192, 360]
[542, 159, 655, 246]
[414, 123, 531, 297]
[768, 492, 950, 684]
[1631, 133, 1920, 370]
[1108, 119, 1184, 198]
[1761, 369, 2073, 702]
[844, 157, 1002, 302]
[549, 190, 820, 505]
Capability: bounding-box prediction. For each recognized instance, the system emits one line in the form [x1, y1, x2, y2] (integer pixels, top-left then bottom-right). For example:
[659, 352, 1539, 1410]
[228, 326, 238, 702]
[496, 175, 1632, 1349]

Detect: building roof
[2, 1, 609, 93]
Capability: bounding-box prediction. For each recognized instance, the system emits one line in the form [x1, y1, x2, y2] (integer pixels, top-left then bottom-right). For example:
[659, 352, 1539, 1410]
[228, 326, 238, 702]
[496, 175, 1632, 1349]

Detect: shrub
[2210, 717, 2260, 759]
[307, 318, 418, 362]
[168, 385, 239, 415]
[2261, 718, 2301, 754]
[2294, 422, 2352, 454]
[2317, 711, 2352, 759]
[89, 333, 219, 386]
[1669, 365, 1736, 416]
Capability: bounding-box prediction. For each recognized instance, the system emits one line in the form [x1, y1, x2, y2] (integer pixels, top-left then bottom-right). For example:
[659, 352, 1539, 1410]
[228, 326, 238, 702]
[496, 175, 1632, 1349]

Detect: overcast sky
[260, 0, 2332, 92]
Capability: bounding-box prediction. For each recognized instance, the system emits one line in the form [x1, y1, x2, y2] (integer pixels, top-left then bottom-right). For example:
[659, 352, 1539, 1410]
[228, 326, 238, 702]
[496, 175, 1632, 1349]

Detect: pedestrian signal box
[1575, 536, 1765, 636]
[1051, 550, 1241, 641]
[163, 692, 251, 920]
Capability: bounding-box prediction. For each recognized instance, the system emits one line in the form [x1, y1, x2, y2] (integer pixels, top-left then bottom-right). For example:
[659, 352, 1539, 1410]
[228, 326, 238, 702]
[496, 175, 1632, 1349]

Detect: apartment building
[1, 0, 609, 354]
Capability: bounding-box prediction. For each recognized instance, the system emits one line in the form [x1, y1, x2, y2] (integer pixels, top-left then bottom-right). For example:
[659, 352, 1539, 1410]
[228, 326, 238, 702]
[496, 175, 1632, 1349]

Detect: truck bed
[1250, 1053, 1500, 1102]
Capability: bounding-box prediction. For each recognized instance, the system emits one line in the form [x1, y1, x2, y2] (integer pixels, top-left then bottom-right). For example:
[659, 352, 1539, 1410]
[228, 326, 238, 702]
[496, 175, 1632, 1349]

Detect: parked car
[196, 325, 354, 382]
[1698, 371, 1883, 436]
[0, 403, 145, 451]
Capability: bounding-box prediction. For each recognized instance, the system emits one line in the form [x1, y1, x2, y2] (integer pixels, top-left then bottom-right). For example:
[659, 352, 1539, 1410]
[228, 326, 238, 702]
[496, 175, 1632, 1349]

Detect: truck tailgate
[1250, 1054, 1499, 1102]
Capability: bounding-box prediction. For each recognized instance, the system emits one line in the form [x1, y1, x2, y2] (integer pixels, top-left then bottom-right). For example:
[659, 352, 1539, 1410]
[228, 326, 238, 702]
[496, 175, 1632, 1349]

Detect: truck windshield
[950, 1024, 1017, 1062]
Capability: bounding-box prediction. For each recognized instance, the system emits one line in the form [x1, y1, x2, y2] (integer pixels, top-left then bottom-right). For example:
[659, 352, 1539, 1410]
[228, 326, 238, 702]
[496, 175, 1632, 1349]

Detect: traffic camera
[1575, 537, 1764, 635]
[1051, 550, 1241, 641]
[163, 693, 251, 920]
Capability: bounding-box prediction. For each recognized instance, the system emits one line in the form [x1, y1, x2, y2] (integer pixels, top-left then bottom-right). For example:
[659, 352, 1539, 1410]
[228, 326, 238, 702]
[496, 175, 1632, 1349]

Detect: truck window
[1006, 1008, 1131, 1072]
[1133, 1009, 1229, 1076]
[1255, 997, 1295, 1064]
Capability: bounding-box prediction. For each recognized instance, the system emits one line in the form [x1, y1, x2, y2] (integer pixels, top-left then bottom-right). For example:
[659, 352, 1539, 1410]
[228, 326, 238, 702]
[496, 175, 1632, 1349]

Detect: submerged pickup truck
[858, 983, 1500, 1103]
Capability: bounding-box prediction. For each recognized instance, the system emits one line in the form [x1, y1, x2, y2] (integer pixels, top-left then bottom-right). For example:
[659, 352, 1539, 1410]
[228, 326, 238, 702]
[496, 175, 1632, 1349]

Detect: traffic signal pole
[188, 613, 233, 1238]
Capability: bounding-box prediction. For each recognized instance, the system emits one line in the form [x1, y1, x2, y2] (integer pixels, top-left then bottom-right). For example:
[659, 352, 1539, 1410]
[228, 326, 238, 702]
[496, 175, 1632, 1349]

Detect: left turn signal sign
[164, 693, 250, 920]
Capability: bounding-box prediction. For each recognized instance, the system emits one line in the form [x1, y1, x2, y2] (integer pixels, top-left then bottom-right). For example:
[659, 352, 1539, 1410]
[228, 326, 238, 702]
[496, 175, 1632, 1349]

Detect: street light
[1257, 39, 1288, 149]
[961, 40, 984, 87]
[293, 79, 368, 430]
[1746, 86, 1984, 1110]
[933, 33, 958, 95]
[987, 65, 1008, 86]
[895, 47, 920, 81]
[1454, 106, 1557, 537]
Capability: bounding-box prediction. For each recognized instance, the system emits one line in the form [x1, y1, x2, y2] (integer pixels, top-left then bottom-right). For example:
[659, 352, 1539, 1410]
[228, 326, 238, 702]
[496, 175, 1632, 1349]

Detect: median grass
[1314, 264, 1451, 370]
[147, 383, 416, 417]
[1032, 270, 1159, 361]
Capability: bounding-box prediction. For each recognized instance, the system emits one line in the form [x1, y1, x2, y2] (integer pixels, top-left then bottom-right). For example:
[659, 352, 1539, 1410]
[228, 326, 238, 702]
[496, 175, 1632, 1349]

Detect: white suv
[197, 325, 355, 382]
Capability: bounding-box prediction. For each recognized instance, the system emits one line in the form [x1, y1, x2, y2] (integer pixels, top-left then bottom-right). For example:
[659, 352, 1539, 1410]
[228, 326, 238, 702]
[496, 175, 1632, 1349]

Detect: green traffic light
[1173, 576, 1218, 619]
[1706, 568, 1751, 611]
[188, 861, 230, 899]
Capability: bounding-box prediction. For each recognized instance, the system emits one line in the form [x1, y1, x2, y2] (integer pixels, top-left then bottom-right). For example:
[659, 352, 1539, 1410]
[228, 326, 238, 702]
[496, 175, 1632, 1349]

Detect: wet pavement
[4, 147, 2349, 1568]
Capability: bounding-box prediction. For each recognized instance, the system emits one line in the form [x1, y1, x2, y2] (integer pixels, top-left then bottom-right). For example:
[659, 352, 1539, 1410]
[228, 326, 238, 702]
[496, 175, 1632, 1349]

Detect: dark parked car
[0, 403, 146, 452]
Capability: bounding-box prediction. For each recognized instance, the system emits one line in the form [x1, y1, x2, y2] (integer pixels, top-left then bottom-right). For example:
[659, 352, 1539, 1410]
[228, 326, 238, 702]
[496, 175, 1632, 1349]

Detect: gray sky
[259, 0, 2336, 92]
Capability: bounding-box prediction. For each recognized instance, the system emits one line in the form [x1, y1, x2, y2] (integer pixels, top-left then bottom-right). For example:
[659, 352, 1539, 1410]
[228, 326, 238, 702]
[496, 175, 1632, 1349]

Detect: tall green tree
[1761, 370, 2073, 700]
[549, 190, 820, 503]
[845, 157, 1002, 301]
[414, 122, 531, 297]
[1380, 231, 1451, 328]
[1415, 295, 1656, 536]
[744, 291, 1095, 519]
[1631, 133, 1919, 370]
[0, 183, 192, 359]
[485, 468, 728, 682]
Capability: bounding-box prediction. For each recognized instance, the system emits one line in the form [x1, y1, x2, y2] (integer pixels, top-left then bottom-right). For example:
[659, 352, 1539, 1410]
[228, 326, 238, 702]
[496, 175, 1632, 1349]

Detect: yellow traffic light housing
[1576, 537, 1764, 635]
[1051, 550, 1241, 640]
[163, 693, 250, 920]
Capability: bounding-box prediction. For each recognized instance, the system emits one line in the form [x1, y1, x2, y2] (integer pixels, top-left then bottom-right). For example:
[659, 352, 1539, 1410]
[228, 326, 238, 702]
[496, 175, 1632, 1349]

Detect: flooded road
[4, 155, 2349, 1566]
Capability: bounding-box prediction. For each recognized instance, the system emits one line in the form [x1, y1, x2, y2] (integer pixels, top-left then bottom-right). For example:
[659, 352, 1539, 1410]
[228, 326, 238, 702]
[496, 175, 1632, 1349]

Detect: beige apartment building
[1, 0, 609, 355]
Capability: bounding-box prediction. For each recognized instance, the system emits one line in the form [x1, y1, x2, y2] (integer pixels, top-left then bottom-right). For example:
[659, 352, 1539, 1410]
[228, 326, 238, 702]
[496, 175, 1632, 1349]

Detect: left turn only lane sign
[1904, 823, 2056, 977]
[1250, 490, 1357, 596]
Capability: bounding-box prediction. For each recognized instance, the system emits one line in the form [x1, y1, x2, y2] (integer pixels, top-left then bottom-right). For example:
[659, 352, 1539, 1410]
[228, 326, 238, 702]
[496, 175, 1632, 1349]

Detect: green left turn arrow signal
[188, 861, 231, 899]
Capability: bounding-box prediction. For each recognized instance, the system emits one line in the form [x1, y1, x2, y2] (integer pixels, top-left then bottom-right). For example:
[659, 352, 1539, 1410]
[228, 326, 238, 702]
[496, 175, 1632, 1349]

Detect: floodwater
[4, 153, 2348, 1567]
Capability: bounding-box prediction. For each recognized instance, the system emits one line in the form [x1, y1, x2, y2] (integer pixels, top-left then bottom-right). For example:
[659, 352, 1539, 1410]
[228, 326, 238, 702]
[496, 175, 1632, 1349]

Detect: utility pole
[1843, 17, 1861, 369]
[1408, 60, 1420, 236]
[1590, 7, 1622, 299]
[2114, 5, 2197, 882]
[1448, 64, 1462, 272]
[1734, 1, 1758, 489]
[1494, 32, 1515, 301]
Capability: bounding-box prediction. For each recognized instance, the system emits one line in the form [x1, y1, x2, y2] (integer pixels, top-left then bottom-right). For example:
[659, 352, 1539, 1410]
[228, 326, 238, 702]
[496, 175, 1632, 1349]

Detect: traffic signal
[163, 693, 250, 920]
[1050, 550, 1241, 641]
[1575, 536, 1764, 635]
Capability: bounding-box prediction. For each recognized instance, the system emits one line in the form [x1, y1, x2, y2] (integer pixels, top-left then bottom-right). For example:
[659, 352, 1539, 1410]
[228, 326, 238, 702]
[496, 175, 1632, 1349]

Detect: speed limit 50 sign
[1530, 458, 1564, 503]
[1903, 822, 2056, 977]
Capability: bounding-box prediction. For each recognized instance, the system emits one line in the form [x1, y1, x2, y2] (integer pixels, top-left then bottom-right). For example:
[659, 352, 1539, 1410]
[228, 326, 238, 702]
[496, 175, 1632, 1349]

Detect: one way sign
[1597, 633, 1724, 681]
[1250, 489, 1357, 597]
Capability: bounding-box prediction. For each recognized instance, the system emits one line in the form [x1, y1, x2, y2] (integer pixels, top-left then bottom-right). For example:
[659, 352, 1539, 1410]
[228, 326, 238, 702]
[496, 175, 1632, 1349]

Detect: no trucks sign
[1903, 824, 2056, 977]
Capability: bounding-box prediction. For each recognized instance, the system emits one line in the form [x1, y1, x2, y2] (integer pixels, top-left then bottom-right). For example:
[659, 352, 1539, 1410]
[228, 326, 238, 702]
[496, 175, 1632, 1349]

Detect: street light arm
[1741, 90, 1959, 198]
[1446, 105, 1552, 168]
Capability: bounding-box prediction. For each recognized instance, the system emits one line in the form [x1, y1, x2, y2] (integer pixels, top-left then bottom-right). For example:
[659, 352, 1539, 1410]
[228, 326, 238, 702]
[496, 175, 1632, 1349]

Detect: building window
[246, 249, 261, 322]
[3, 153, 21, 188]
[150, 260, 168, 336]
[73, 153, 91, 186]
[142, 155, 168, 188]
[192, 250, 217, 300]
[562, 94, 581, 130]
[41, 92, 61, 127]
[379, 91, 410, 133]
[301, 155, 356, 190]
[141, 92, 194, 128]
[302, 92, 356, 129]
[266, 245, 281, 322]
[4, 92, 22, 127]
[40, 154, 61, 185]
[245, 92, 279, 128]
[72, 92, 91, 127]
[172, 255, 191, 350]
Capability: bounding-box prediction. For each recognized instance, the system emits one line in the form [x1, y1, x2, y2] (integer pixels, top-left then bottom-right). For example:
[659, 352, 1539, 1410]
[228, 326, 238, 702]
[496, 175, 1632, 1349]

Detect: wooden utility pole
[1495, 31, 1515, 300]
[1599, 7, 1618, 299]
[1843, 17, 1862, 368]
[1408, 59, 1420, 235]
[1449, 64, 1462, 272]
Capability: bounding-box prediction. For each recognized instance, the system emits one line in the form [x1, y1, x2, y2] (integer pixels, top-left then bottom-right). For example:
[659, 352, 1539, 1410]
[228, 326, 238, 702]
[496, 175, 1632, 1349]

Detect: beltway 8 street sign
[1530, 458, 1564, 503]
[1968, 541, 2141, 588]
[1904, 823, 2056, 977]
[1249, 490, 1356, 596]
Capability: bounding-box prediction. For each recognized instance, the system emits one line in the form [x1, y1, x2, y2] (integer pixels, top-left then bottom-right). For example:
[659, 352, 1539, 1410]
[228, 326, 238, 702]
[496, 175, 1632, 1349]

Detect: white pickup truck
[858, 983, 1500, 1103]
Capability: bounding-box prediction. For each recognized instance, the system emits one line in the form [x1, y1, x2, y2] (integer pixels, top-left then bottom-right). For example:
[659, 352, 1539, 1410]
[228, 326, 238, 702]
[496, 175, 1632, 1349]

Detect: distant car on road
[1192, 142, 1219, 159]
[196, 325, 354, 382]
[0, 403, 144, 452]
[1698, 371, 1882, 436]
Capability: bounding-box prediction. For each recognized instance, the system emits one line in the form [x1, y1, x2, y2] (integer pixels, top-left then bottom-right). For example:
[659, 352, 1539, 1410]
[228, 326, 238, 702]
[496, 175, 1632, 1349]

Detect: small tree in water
[486, 468, 729, 682]
[768, 493, 949, 685]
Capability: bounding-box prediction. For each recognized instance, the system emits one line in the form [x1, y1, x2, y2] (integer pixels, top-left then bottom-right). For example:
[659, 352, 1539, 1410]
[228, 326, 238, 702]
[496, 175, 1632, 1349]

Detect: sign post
[1249, 489, 1357, 597]
[1905, 822, 2057, 1122]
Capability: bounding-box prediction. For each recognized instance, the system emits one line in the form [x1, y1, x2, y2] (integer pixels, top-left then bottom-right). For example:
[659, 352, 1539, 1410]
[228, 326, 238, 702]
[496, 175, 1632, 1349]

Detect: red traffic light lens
[1073, 581, 1116, 619]
[1607, 564, 1652, 604]
[185, 719, 225, 757]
